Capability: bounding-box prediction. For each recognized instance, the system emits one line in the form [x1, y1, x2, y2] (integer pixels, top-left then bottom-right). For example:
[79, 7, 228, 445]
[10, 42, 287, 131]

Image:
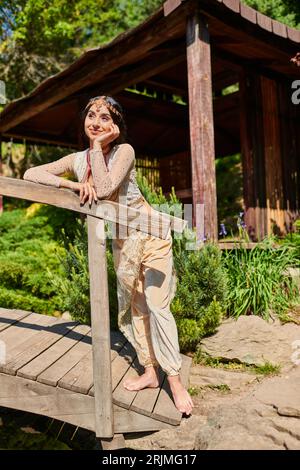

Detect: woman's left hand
[93, 124, 120, 150]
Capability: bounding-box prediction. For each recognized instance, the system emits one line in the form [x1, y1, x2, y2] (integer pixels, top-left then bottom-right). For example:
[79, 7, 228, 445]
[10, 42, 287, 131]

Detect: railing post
[87, 215, 113, 438]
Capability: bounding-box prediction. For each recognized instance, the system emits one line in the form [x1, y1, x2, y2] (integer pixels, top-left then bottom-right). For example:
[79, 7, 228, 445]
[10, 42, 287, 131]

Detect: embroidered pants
[111, 198, 182, 376]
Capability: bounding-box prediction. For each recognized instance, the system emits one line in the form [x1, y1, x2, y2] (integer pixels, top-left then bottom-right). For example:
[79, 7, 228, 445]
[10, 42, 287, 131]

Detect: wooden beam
[87, 216, 113, 438]
[0, 176, 187, 237]
[0, 3, 193, 133]
[97, 45, 187, 97]
[186, 11, 218, 243]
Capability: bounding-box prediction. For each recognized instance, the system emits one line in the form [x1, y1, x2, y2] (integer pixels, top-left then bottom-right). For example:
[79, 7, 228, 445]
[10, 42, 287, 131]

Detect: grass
[193, 350, 281, 376]
[188, 383, 231, 396]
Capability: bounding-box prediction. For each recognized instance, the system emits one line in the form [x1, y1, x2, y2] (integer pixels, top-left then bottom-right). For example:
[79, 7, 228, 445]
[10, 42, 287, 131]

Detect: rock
[190, 365, 256, 391]
[125, 415, 205, 450]
[61, 311, 72, 320]
[195, 367, 300, 450]
[200, 316, 300, 368]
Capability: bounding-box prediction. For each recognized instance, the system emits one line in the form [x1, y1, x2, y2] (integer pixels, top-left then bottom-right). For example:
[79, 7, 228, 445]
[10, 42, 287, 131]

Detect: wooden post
[87, 215, 113, 438]
[261, 76, 285, 237]
[239, 70, 267, 241]
[186, 11, 218, 244]
[0, 135, 3, 214]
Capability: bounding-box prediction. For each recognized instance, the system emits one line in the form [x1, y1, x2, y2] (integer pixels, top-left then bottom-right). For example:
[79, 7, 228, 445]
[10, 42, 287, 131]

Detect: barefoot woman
[23, 95, 194, 415]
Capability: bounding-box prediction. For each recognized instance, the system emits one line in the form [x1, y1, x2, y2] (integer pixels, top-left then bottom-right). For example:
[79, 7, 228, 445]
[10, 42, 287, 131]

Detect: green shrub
[0, 286, 61, 314]
[223, 236, 300, 320]
[171, 244, 227, 352]
[48, 219, 119, 328]
[0, 206, 69, 314]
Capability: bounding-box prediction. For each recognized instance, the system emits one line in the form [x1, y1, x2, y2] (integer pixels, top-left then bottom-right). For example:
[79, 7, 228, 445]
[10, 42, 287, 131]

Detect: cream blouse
[23, 143, 142, 206]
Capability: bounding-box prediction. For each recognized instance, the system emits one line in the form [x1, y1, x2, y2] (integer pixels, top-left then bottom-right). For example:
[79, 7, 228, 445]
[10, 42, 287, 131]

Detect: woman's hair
[79, 95, 127, 149]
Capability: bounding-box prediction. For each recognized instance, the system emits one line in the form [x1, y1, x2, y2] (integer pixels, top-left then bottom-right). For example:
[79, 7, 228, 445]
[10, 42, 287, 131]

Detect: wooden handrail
[0, 175, 189, 439]
[0, 177, 188, 239]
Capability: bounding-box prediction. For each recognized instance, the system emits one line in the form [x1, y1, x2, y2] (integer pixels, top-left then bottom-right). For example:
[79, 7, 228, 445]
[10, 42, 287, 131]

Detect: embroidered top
[23, 143, 142, 206]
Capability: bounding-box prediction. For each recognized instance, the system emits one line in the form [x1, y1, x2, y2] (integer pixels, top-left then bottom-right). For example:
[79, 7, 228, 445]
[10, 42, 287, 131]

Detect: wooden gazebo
[0, 0, 299, 242]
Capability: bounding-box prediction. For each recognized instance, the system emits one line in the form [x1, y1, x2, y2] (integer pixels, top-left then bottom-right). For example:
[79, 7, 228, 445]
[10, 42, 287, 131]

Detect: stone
[200, 316, 300, 368]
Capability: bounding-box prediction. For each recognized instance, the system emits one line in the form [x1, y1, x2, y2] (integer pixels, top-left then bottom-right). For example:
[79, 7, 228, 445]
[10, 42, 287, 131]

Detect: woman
[23, 95, 194, 416]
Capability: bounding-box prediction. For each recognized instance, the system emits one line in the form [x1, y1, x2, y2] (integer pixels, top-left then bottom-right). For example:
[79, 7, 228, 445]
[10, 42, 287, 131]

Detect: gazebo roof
[0, 0, 299, 158]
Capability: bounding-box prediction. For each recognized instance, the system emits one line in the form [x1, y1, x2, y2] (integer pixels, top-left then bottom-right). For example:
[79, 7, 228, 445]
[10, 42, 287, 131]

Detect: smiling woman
[23, 94, 194, 416]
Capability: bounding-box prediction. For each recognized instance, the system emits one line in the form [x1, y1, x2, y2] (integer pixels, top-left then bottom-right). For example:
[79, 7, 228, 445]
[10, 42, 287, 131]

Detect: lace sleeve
[23, 153, 76, 188]
[89, 143, 135, 199]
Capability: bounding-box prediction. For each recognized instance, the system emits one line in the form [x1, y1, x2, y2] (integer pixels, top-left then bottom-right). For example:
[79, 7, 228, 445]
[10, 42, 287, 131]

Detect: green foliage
[0, 0, 163, 100]
[0, 420, 70, 450]
[215, 154, 244, 235]
[0, 205, 69, 314]
[223, 236, 300, 320]
[48, 219, 119, 328]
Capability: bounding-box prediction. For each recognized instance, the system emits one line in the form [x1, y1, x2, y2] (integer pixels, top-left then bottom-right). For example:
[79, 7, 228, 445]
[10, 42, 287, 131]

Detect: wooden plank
[0, 308, 32, 332]
[272, 19, 287, 39]
[58, 331, 127, 394]
[0, 313, 57, 373]
[240, 3, 257, 24]
[186, 12, 218, 243]
[89, 339, 137, 396]
[17, 323, 90, 380]
[257, 12, 272, 32]
[0, 373, 175, 434]
[223, 0, 240, 13]
[152, 354, 192, 425]
[87, 215, 113, 438]
[163, 0, 183, 17]
[112, 356, 143, 410]
[130, 366, 165, 417]
[2, 318, 79, 376]
[37, 328, 92, 386]
[287, 27, 300, 44]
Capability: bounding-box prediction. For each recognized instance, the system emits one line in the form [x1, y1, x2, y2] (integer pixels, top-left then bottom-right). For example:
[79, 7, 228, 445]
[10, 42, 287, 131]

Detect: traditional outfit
[23, 143, 182, 376]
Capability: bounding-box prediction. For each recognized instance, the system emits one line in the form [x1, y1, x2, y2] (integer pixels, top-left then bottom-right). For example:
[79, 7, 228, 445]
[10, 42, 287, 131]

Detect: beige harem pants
[111, 196, 182, 376]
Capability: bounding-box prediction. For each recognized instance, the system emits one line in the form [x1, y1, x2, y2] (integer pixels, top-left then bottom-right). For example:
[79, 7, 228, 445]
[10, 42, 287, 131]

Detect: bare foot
[123, 366, 159, 391]
[167, 375, 194, 415]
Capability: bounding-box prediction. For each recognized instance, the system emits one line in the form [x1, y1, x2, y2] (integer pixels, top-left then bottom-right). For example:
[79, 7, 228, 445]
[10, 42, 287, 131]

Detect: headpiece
[85, 95, 122, 118]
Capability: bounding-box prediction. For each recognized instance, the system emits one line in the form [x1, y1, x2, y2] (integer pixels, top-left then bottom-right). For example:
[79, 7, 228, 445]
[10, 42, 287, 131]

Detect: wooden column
[261, 76, 285, 236]
[240, 70, 296, 240]
[239, 70, 267, 241]
[0, 135, 3, 214]
[87, 216, 113, 438]
[186, 11, 217, 243]
[278, 80, 300, 233]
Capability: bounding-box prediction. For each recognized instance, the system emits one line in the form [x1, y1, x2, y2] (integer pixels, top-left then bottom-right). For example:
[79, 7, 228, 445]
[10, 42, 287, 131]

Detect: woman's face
[84, 102, 114, 141]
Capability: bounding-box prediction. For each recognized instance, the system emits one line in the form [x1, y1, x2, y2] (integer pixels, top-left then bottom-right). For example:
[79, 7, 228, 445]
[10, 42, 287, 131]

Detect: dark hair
[79, 95, 127, 149]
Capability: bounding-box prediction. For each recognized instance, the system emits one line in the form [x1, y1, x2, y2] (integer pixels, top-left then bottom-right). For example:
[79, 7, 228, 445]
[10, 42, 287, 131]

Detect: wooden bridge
[0, 176, 191, 449]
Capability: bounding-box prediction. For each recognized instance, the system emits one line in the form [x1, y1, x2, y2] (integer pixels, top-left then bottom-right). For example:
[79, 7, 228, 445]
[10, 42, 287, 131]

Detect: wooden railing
[0, 176, 187, 439]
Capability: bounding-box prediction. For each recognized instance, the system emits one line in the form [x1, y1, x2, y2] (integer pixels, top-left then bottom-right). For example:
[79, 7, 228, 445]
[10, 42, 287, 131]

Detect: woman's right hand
[72, 181, 98, 206]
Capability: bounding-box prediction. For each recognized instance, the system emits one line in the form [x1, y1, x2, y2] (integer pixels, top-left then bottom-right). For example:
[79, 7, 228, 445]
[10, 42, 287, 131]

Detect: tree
[0, 0, 163, 101]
